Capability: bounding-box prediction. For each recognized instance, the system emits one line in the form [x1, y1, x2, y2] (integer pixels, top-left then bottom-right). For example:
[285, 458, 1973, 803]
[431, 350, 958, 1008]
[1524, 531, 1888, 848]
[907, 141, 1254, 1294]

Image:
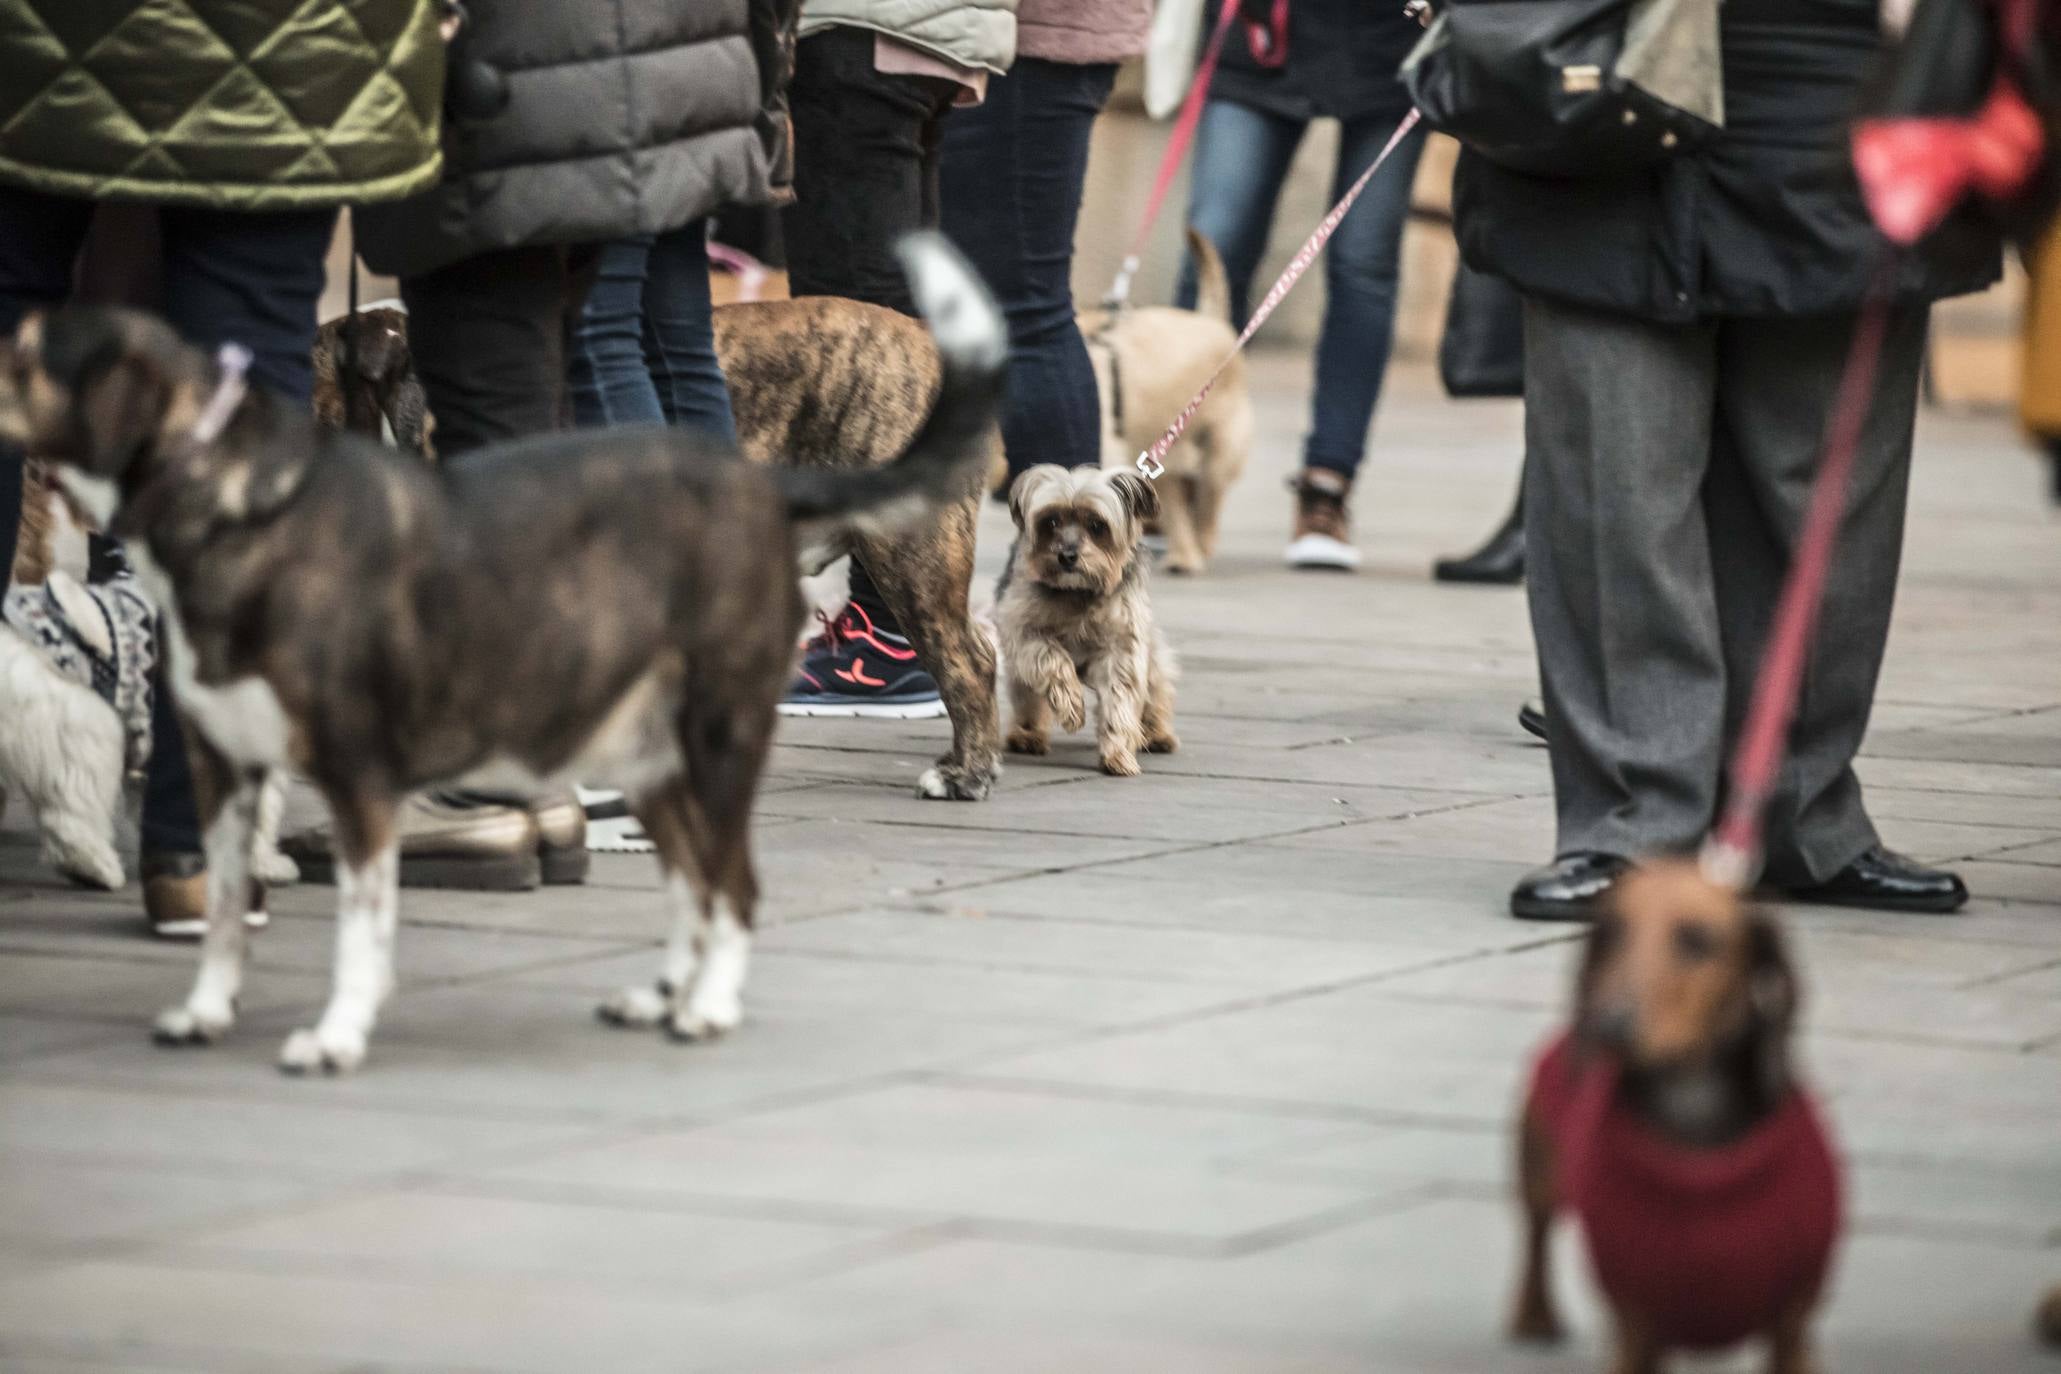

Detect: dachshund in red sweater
[1510, 861, 1843, 1374]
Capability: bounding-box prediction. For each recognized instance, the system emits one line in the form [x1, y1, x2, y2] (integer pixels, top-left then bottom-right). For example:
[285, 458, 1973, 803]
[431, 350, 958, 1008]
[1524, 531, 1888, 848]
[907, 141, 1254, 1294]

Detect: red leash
[1105, 0, 1244, 306]
[1135, 108, 1423, 477]
[1702, 260, 1902, 889]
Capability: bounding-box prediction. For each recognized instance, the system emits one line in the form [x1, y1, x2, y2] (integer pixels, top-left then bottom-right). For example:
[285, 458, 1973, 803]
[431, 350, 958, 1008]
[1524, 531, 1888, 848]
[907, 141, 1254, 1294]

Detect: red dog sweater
[1527, 1032, 1842, 1351]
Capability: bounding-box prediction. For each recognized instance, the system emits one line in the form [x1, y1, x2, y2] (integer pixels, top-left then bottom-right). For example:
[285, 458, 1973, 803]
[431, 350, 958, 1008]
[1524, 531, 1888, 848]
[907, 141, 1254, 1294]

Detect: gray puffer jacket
[358, 0, 798, 279]
[800, 0, 1017, 74]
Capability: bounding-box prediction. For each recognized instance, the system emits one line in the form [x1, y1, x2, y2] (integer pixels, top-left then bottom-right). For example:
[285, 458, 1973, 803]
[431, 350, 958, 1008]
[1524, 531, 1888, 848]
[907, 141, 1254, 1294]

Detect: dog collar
[190, 342, 253, 448]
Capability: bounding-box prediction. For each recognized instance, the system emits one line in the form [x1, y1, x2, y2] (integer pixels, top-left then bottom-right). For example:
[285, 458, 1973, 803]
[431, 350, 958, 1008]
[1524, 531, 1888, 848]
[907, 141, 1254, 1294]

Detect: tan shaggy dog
[1078, 228, 1252, 575]
[998, 464, 1177, 777]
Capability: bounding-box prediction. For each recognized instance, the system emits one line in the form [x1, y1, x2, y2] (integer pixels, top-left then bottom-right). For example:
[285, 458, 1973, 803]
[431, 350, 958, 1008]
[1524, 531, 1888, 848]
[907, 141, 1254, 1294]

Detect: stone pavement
[2, 356, 2058, 1373]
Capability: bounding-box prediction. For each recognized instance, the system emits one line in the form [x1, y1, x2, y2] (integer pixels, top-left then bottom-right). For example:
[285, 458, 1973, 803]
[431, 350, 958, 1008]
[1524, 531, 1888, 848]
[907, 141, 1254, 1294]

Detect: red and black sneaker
[780, 603, 946, 719]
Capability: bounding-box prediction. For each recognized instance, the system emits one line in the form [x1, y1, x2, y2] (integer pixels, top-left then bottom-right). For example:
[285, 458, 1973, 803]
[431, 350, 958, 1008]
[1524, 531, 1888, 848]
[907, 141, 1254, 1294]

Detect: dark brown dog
[715, 298, 1003, 800]
[0, 234, 1004, 1075]
[1514, 860, 1838, 1374]
[311, 305, 432, 456]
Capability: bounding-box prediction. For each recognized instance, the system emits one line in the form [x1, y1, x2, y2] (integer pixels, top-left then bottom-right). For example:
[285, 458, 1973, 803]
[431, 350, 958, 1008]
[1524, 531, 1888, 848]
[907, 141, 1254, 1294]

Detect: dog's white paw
[596, 984, 669, 1029]
[152, 1000, 234, 1046]
[278, 1024, 368, 1075]
[666, 998, 741, 1044]
[253, 847, 301, 887]
[916, 765, 994, 802]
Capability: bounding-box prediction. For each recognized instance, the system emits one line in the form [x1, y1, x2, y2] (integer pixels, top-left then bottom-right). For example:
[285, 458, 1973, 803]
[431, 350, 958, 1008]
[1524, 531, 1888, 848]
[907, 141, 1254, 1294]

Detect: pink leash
[1134, 108, 1423, 478]
[1104, 0, 1245, 307]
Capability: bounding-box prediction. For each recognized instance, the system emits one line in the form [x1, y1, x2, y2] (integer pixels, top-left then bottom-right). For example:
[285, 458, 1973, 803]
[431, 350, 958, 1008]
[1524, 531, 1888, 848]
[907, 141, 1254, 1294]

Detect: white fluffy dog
[2, 468, 294, 898]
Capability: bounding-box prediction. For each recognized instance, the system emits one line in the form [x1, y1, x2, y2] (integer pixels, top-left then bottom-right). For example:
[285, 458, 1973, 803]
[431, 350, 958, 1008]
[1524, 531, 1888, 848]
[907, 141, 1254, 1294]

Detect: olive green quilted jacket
[0, 0, 445, 212]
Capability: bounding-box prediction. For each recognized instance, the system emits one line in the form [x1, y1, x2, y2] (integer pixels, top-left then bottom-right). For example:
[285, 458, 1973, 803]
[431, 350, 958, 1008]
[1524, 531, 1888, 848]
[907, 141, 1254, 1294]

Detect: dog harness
[1527, 1031, 1842, 1351]
[4, 571, 156, 777]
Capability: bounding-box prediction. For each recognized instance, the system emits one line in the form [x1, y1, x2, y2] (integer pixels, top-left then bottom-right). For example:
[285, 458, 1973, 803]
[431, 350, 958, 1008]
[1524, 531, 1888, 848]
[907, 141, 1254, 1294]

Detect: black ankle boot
[1434, 486, 1524, 585]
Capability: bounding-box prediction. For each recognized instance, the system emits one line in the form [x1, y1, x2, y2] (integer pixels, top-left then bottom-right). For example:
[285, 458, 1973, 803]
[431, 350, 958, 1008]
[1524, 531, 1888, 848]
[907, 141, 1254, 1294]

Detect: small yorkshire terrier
[998, 464, 1177, 777]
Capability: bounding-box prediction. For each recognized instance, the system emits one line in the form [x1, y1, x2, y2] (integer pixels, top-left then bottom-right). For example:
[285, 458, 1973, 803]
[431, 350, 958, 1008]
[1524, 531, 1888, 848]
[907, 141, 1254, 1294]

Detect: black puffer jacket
[1454, 0, 2000, 321]
[358, 0, 798, 278]
[1209, 0, 1420, 124]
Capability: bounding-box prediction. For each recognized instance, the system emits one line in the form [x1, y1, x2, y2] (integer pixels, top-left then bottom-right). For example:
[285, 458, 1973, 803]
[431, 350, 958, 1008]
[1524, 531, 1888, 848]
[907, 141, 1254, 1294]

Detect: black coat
[1454, 0, 2000, 321]
[359, 0, 798, 279]
[1209, 0, 1420, 125]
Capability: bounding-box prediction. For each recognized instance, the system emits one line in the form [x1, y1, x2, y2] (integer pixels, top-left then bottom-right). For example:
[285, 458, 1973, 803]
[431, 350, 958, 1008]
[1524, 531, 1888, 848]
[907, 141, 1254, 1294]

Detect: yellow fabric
[2024, 223, 2061, 437]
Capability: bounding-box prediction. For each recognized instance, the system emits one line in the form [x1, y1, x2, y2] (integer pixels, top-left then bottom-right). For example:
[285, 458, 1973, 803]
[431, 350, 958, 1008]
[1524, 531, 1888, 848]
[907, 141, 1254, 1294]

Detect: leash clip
[1134, 449, 1166, 481]
[1103, 255, 1141, 310]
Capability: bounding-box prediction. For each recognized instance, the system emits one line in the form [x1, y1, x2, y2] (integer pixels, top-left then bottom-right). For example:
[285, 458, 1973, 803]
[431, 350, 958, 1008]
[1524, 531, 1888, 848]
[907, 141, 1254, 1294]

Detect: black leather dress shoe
[1434, 501, 1525, 584]
[1510, 853, 1629, 922]
[1786, 846, 1969, 914]
[1517, 700, 1547, 742]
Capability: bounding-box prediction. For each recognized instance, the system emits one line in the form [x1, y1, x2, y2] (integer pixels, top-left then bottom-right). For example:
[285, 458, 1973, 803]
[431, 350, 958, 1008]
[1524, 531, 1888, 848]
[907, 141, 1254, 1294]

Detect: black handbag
[1438, 259, 1525, 398]
[1401, 0, 1723, 179]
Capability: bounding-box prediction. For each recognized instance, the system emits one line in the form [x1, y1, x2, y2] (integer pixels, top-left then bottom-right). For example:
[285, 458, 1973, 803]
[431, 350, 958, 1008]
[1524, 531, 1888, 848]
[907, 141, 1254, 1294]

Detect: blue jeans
[0, 185, 336, 856]
[1177, 99, 1427, 479]
[941, 58, 1118, 481]
[568, 223, 736, 444]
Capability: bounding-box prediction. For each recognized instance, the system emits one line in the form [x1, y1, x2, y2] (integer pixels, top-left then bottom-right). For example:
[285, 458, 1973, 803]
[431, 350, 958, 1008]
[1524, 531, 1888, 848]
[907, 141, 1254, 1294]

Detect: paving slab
[0, 348, 2055, 1368]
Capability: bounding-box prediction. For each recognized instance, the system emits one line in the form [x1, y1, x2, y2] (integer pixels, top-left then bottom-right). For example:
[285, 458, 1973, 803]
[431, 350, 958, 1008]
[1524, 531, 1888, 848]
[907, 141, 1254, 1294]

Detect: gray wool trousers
[1522, 294, 1930, 887]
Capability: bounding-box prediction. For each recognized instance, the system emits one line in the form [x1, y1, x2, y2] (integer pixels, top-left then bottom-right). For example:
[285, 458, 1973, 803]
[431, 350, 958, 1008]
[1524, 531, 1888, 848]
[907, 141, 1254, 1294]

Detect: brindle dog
[0, 234, 1005, 1075]
[715, 299, 1003, 801]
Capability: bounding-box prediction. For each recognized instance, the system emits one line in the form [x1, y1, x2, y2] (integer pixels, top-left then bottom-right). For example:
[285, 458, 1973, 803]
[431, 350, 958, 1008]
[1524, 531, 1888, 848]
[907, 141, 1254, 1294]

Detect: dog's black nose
[1056, 547, 1080, 569]
[1587, 1003, 1635, 1049]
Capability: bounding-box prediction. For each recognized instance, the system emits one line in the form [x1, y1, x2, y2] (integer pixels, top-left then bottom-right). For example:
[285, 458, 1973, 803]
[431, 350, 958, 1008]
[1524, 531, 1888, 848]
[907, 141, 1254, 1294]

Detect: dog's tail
[1186, 227, 1234, 327]
[775, 233, 1006, 533]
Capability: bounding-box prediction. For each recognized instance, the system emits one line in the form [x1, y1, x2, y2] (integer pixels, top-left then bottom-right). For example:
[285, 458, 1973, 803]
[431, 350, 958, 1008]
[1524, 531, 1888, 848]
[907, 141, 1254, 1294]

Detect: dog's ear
[1741, 908, 1798, 1102]
[1009, 464, 1067, 530]
[38, 309, 174, 473]
[1107, 469, 1159, 525]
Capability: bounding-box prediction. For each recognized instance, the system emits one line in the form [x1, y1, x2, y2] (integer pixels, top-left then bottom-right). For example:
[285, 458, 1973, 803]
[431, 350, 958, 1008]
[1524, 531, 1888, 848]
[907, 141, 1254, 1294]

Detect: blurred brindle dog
[0, 235, 1005, 1076]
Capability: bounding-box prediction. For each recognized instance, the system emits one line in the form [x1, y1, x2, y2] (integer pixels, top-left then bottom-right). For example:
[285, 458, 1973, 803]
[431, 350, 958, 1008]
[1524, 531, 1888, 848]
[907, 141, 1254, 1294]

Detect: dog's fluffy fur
[0, 605, 128, 890]
[1079, 229, 1252, 575]
[0, 233, 1005, 1073]
[715, 298, 1003, 800]
[998, 464, 1177, 777]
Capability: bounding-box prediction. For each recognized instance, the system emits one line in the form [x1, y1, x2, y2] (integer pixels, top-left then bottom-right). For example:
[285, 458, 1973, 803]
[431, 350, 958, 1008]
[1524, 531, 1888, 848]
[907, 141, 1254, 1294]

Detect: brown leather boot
[141, 852, 271, 941]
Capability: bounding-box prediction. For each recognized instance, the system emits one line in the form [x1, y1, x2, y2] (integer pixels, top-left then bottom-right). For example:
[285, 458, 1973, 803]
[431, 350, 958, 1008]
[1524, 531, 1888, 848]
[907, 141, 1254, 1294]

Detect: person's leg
[569, 235, 665, 428]
[781, 26, 957, 714]
[1301, 112, 1427, 482]
[401, 245, 589, 456]
[159, 206, 336, 401]
[1517, 294, 1724, 917]
[148, 207, 337, 876]
[785, 27, 952, 314]
[939, 57, 1117, 479]
[641, 222, 738, 443]
[1283, 112, 1430, 572]
[1175, 99, 1305, 323]
[0, 186, 96, 584]
[1710, 307, 1936, 891]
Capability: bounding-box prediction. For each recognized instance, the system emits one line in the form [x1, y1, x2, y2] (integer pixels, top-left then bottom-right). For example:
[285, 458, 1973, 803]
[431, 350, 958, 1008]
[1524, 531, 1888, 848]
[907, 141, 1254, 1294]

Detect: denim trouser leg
[570, 235, 665, 428]
[145, 205, 338, 853]
[1302, 113, 1428, 478]
[939, 58, 1118, 480]
[1177, 99, 1306, 324]
[642, 225, 736, 444]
